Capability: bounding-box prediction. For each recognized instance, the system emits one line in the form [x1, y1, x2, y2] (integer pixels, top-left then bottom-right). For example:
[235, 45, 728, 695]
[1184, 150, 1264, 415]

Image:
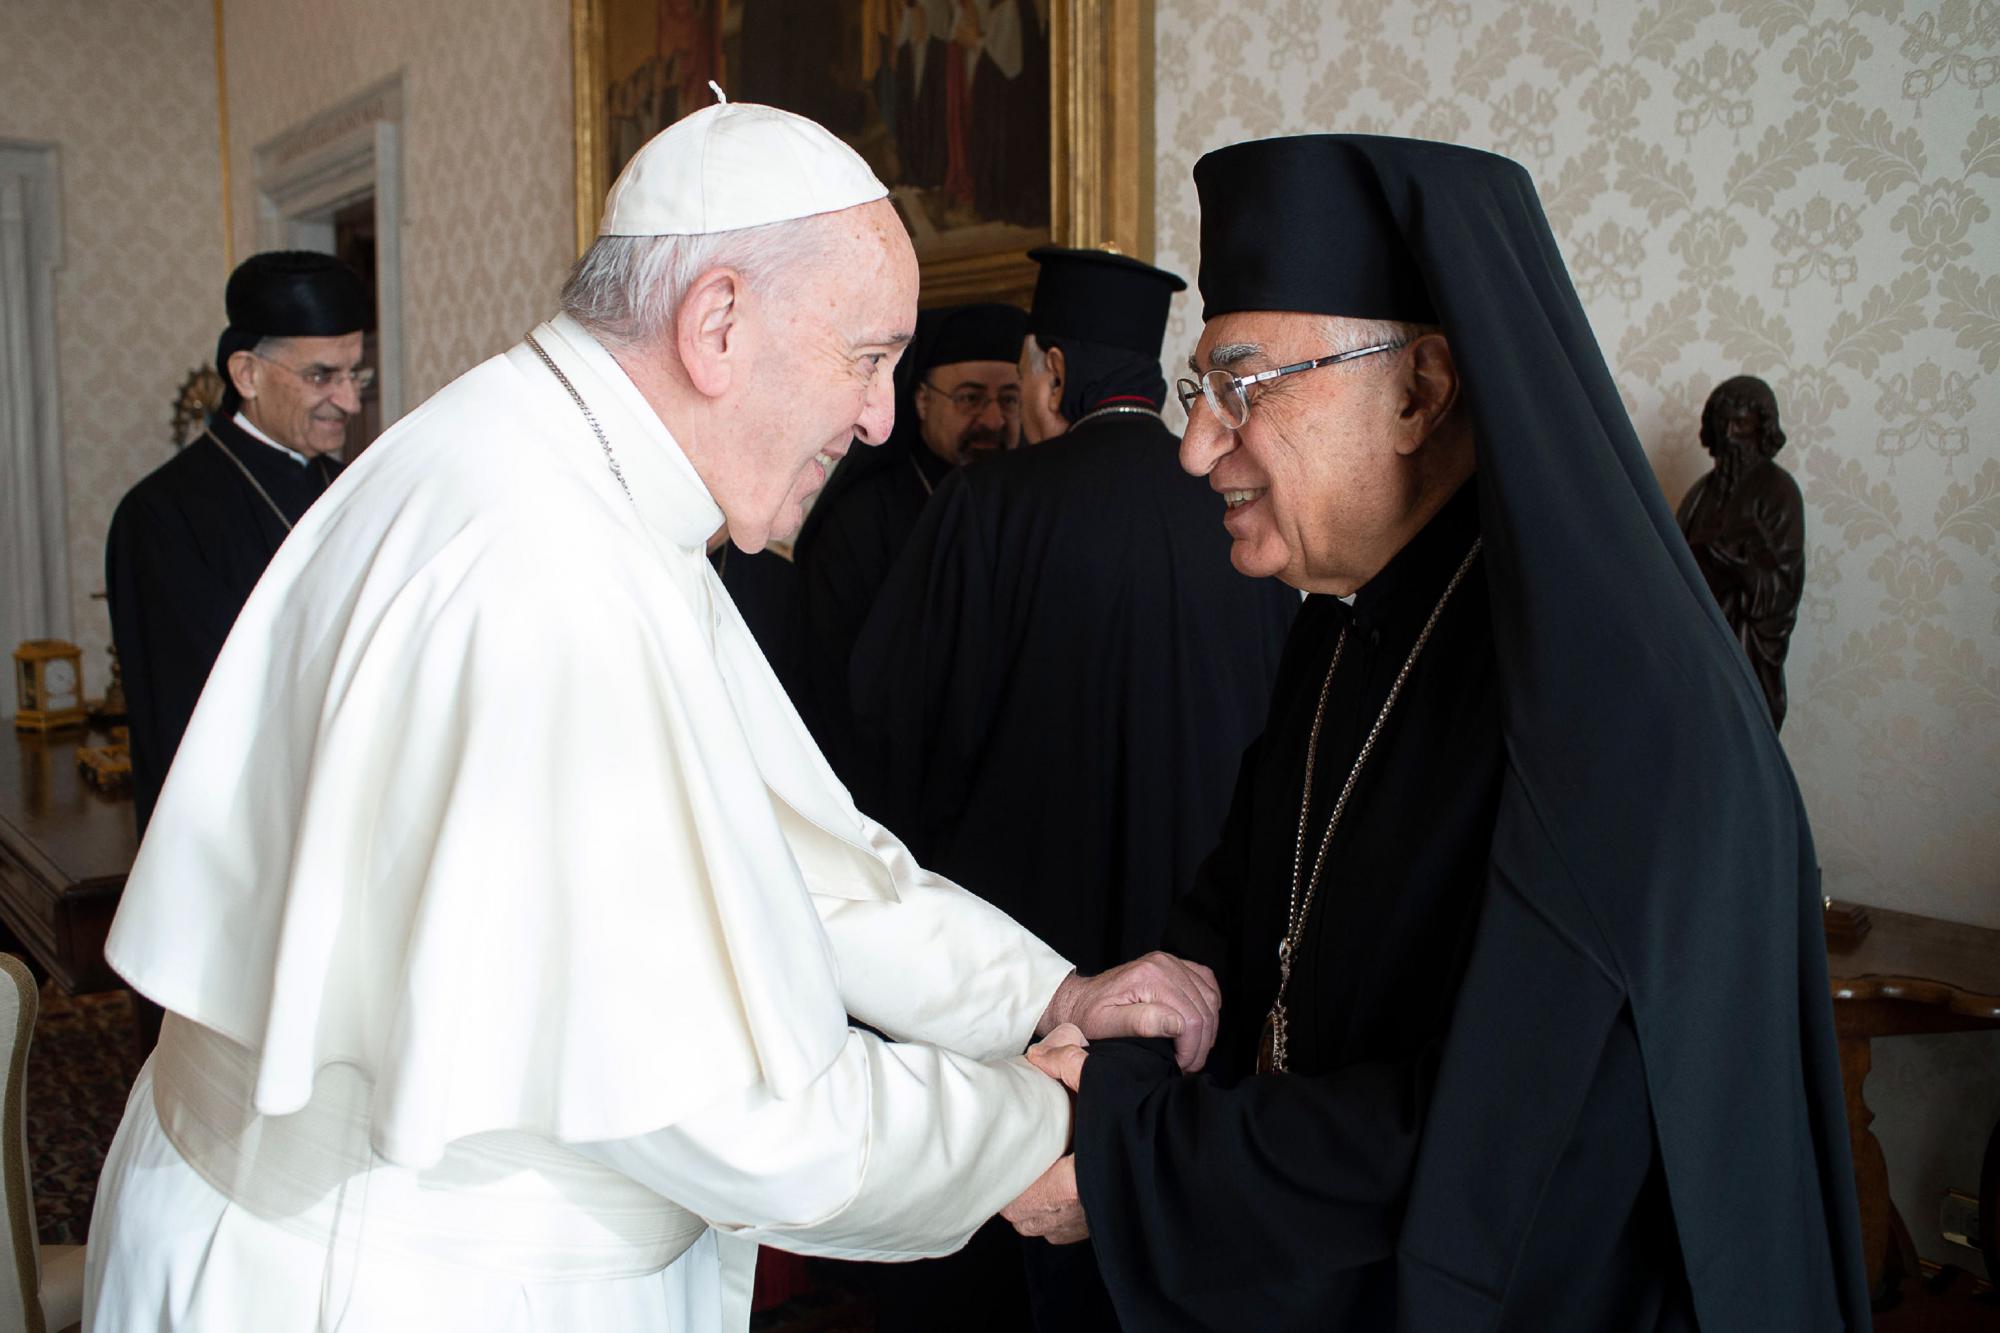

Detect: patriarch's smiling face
[1178, 312, 1414, 594]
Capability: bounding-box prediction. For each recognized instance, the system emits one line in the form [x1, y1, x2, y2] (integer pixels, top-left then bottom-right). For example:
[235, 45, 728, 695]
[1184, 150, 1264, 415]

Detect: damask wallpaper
[0, 0, 227, 690]
[221, 0, 575, 409]
[1150, 0, 1999, 1274]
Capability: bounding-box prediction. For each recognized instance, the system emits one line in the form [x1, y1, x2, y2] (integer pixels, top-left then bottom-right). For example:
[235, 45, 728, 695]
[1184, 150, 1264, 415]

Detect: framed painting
[571, 0, 1152, 306]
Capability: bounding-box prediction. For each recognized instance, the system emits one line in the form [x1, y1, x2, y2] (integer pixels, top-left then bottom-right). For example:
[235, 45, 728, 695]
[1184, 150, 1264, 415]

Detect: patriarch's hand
[1001, 1154, 1087, 1245]
[1037, 952, 1220, 1072]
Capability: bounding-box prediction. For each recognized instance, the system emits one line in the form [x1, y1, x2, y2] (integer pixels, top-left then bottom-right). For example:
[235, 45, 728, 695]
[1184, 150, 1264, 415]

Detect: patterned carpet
[20, 980, 879, 1327]
[26, 981, 142, 1247]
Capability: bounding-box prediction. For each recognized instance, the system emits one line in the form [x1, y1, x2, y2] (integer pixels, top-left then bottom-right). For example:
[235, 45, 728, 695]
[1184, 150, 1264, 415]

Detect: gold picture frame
[570, 0, 1152, 307]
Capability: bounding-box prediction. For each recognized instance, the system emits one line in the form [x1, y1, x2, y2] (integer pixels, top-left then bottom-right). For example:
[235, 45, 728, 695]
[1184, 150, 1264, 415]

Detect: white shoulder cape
[108, 318, 907, 1168]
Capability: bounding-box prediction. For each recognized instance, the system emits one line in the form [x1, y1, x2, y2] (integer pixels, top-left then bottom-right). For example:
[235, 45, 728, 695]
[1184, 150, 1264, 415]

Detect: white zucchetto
[599, 100, 888, 237]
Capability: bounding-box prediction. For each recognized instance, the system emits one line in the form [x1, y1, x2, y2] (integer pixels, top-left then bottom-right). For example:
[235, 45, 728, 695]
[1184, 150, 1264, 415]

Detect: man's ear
[1393, 334, 1459, 457]
[226, 349, 261, 402]
[675, 268, 744, 399]
[1044, 344, 1066, 407]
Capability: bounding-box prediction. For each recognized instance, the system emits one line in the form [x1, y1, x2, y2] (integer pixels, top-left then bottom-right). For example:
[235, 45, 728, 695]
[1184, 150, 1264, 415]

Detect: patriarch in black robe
[788, 301, 1026, 776]
[1012, 137, 1867, 1333]
[850, 247, 1297, 1332]
[106, 250, 367, 834]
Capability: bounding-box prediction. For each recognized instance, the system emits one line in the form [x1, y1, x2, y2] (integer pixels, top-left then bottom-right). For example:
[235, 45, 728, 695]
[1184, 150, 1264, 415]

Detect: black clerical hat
[1027, 247, 1186, 356]
[919, 303, 1030, 371]
[1192, 136, 1438, 324]
[224, 250, 369, 339]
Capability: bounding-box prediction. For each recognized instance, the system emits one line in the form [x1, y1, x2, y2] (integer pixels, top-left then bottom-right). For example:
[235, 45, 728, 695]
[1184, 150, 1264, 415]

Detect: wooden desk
[1828, 903, 2000, 1313]
[0, 727, 136, 993]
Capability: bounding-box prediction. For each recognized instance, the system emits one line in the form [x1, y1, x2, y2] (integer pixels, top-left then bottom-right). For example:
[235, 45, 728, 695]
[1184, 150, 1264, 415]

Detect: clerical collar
[232, 411, 310, 466]
[1348, 476, 1482, 631]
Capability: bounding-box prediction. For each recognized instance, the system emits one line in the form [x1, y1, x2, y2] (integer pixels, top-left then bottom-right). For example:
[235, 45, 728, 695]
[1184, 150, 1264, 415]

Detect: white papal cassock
[85, 314, 1075, 1331]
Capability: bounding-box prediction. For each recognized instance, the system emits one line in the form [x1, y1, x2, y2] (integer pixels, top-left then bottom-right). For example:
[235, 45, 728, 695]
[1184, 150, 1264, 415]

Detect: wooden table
[0, 726, 135, 993]
[1827, 902, 2000, 1316]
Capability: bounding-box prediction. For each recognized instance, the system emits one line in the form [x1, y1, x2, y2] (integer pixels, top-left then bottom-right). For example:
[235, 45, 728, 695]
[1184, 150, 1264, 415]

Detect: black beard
[958, 427, 1007, 457]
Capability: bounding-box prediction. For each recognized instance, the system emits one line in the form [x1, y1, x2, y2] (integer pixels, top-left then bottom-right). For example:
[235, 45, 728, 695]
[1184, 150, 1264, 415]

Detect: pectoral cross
[1257, 937, 1294, 1074]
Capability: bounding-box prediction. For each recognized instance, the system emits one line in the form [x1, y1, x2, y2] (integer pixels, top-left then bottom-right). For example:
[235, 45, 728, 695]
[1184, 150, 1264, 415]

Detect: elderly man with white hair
[83, 100, 1219, 1332]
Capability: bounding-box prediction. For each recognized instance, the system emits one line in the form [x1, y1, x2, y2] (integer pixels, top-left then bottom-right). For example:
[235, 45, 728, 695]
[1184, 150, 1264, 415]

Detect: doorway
[253, 76, 403, 459]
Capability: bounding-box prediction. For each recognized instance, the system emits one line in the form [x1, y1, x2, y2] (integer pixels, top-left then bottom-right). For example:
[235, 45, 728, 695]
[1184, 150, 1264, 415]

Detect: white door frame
[252, 74, 406, 425]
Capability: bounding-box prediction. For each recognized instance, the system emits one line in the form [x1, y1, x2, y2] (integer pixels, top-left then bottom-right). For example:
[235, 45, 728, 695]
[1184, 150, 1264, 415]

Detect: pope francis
[83, 100, 1220, 1331]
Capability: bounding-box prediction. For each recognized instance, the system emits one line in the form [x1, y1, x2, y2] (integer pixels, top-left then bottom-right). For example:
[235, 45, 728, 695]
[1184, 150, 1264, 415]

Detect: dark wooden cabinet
[1827, 902, 2000, 1318]
[0, 728, 135, 994]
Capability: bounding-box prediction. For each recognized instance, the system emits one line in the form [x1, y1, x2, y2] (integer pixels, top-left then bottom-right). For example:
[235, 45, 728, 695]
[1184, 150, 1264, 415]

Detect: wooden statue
[1676, 376, 1806, 730]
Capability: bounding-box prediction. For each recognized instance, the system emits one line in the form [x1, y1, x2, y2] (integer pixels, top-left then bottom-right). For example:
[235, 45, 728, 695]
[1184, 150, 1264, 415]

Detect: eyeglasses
[923, 380, 1022, 417]
[1176, 340, 1406, 430]
[255, 353, 377, 393]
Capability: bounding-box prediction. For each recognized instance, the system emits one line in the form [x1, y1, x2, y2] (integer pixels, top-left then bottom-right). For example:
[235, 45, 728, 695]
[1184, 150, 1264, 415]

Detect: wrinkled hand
[1026, 1023, 1088, 1093]
[1001, 1154, 1087, 1244]
[1039, 952, 1219, 1072]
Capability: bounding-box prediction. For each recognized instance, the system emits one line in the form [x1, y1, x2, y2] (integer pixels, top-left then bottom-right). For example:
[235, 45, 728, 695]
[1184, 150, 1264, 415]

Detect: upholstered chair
[0, 954, 83, 1333]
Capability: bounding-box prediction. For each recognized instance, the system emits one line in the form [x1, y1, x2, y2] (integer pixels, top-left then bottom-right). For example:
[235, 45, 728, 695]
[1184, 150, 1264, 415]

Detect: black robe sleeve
[1073, 1036, 1435, 1332]
[105, 489, 242, 833]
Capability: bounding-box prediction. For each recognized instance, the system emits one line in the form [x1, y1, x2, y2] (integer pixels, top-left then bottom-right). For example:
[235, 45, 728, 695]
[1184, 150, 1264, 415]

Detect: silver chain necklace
[1069, 403, 1161, 431]
[1259, 537, 1484, 1074]
[524, 332, 635, 505]
[205, 428, 331, 532]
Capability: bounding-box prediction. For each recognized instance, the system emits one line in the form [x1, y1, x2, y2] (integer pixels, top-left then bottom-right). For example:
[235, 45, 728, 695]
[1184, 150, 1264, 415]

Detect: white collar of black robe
[1192, 133, 1867, 1325]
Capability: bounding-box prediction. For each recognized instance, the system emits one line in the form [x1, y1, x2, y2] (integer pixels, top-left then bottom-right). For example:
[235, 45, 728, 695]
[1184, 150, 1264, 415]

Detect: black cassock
[105, 414, 339, 833]
[789, 437, 953, 778]
[849, 411, 1298, 973]
[1074, 135, 1866, 1333]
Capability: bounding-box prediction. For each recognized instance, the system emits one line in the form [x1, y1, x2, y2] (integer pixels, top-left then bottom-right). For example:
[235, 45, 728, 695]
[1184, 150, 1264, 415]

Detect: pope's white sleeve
[812, 815, 1074, 1061]
[572, 1028, 1069, 1260]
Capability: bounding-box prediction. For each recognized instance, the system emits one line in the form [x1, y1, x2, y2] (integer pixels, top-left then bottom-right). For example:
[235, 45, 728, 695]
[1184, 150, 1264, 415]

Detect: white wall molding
[0, 140, 70, 650]
[253, 74, 406, 425]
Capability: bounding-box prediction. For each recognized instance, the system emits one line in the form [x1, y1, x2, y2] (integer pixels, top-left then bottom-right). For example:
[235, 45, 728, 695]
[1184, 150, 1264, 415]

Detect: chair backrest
[0, 954, 44, 1333]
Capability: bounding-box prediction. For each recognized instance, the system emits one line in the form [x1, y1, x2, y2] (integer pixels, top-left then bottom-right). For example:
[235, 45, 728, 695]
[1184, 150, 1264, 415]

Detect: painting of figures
[586, 0, 1054, 271]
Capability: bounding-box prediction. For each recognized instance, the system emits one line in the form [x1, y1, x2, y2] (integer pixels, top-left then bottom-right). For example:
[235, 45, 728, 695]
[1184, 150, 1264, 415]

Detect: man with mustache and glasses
[105, 250, 370, 836]
[788, 301, 1027, 775]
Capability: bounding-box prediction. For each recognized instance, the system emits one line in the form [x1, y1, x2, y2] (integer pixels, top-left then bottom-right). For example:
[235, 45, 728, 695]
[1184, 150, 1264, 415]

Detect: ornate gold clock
[13, 639, 87, 733]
